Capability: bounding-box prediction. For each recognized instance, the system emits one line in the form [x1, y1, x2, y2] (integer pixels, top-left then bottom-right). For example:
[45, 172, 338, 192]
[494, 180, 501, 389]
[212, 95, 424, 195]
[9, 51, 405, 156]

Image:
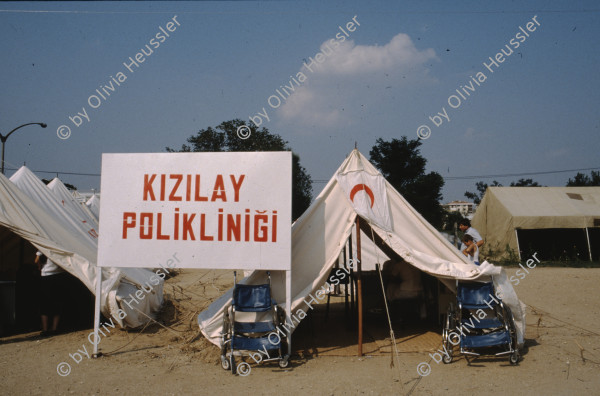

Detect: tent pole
[92, 269, 102, 358]
[585, 228, 593, 262]
[342, 244, 349, 322]
[514, 229, 522, 261]
[348, 236, 355, 323]
[356, 216, 363, 357]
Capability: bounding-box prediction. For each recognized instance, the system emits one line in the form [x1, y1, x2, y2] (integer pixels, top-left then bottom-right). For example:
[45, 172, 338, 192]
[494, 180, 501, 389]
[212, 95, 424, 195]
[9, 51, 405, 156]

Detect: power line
[444, 166, 600, 181]
[312, 166, 600, 184]
[0, 9, 598, 15]
[3, 167, 100, 177]
[5, 165, 598, 184]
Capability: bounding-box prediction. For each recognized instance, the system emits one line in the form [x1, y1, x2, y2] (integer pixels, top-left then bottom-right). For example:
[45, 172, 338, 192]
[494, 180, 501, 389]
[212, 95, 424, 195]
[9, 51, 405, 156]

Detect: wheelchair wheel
[509, 351, 519, 365]
[236, 362, 251, 376]
[442, 304, 455, 364]
[442, 352, 453, 364]
[220, 355, 230, 370]
[505, 307, 517, 338]
[278, 356, 290, 368]
[442, 313, 454, 364]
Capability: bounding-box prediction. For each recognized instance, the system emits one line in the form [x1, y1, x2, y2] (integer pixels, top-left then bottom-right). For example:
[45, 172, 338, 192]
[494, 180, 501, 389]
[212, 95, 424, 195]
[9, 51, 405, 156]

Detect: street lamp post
[0, 122, 47, 175]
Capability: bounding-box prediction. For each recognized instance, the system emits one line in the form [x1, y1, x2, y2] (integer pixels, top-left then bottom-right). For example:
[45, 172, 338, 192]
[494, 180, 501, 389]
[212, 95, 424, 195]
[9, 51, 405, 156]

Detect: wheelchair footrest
[232, 335, 281, 351]
[234, 321, 276, 334]
[460, 317, 503, 329]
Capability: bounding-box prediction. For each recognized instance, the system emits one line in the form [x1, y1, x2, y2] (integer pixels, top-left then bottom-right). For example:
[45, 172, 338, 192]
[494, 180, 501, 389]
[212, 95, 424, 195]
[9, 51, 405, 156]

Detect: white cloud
[308, 33, 436, 75]
[277, 33, 437, 128]
[279, 86, 343, 127]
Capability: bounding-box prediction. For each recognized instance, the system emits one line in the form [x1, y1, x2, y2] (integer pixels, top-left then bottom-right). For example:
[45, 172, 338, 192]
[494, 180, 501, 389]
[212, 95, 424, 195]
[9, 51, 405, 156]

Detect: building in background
[442, 200, 475, 217]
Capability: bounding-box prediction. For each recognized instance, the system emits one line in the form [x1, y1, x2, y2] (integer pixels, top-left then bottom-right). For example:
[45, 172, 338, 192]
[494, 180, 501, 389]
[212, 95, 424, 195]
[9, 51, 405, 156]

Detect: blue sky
[1, 1, 599, 202]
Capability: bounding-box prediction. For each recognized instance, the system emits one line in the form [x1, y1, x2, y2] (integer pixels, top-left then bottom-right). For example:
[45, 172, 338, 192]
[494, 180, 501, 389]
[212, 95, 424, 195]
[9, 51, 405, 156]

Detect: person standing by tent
[458, 219, 484, 251]
[461, 234, 480, 265]
[35, 251, 67, 336]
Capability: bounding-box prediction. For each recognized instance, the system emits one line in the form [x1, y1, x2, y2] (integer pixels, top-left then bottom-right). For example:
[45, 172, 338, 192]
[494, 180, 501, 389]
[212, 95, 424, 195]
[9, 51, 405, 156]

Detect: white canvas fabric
[352, 228, 390, 270]
[48, 177, 99, 230]
[71, 190, 87, 204]
[2, 167, 162, 328]
[11, 167, 99, 253]
[336, 166, 392, 232]
[86, 194, 101, 220]
[198, 150, 526, 347]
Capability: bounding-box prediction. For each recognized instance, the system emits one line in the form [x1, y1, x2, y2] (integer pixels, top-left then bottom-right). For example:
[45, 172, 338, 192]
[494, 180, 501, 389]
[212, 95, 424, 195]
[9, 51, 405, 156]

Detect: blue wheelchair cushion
[233, 284, 273, 312]
[457, 282, 498, 308]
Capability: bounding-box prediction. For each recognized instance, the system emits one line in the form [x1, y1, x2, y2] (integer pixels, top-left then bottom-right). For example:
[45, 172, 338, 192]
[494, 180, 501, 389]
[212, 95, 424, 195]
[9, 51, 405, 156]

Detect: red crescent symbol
[349, 184, 375, 208]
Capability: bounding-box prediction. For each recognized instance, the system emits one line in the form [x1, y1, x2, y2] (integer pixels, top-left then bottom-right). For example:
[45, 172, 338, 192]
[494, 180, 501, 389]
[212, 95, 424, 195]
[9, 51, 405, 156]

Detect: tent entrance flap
[356, 215, 402, 263]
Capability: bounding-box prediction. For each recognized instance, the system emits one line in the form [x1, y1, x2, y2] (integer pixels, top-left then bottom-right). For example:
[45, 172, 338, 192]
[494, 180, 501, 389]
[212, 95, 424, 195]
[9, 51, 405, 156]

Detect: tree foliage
[510, 178, 541, 187]
[41, 178, 77, 190]
[369, 137, 445, 227]
[567, 170, 600, 186]
[166, 119, 312, 220]
[465, 178, 542, 204]
[442, 210, 466, 232]
[464, 180, 502, 205]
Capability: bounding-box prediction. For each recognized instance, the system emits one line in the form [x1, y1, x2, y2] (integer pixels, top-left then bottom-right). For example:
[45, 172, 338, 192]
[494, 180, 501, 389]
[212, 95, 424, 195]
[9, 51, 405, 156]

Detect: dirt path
[1, 267, 599, 395]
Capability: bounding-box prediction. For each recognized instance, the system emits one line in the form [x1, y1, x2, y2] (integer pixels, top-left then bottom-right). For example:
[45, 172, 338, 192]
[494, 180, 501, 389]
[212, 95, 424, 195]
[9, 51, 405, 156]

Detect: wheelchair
[220, 271, 290, 375]
[442, 280, 520, 365]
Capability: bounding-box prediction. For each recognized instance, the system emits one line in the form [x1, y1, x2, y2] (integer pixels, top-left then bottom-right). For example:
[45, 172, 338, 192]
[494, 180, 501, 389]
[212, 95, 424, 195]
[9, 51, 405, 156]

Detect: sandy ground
[1, 267, 599, 396]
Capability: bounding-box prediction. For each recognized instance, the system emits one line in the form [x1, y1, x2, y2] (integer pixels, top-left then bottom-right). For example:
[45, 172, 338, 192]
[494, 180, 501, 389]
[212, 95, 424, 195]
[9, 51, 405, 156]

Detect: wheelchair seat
[220, 271, 290, 375]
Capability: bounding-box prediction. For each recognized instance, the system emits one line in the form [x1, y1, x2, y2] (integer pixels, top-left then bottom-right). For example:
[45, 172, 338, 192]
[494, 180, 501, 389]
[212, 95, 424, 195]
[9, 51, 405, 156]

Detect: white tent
[86, 194, 100, 221]
[47, 177, 99, 230]
[1, 167, 162, 328]
[198, 150, 526, 347]
[11, 168, 99, 254]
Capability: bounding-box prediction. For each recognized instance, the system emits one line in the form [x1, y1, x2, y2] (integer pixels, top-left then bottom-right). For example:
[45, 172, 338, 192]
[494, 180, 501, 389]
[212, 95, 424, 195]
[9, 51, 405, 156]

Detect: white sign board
[98, 152, 291, 270]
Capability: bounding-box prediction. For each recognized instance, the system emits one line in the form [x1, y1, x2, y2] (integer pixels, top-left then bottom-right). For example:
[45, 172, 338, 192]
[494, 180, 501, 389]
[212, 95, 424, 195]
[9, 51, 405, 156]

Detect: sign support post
[92, 270, 102, 358]
[286, 270, 292, 356]
[356, 215, 363, 357]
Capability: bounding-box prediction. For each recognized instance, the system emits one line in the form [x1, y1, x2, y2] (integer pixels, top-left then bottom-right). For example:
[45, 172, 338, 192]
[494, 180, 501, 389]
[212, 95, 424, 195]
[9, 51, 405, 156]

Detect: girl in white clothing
[462, 234, 480, 265]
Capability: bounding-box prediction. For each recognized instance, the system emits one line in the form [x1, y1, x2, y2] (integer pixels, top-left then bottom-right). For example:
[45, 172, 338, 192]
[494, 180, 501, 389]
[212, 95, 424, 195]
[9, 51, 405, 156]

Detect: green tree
[369, 137, 445, 227]
[510, 178, 541, 187]
[465, 178, 541, 204]
[464, 180, 502, 205]
[42, 178, 77, 190]
[442, 210, 466, 232]
[166, 119, 312, 220]
[567, 170, 600, 186]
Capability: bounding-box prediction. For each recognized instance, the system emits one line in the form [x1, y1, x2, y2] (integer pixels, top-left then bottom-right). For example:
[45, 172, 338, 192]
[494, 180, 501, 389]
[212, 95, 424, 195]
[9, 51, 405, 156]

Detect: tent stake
[92, 269, 102, 358]
[356, 216, 363, 357]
